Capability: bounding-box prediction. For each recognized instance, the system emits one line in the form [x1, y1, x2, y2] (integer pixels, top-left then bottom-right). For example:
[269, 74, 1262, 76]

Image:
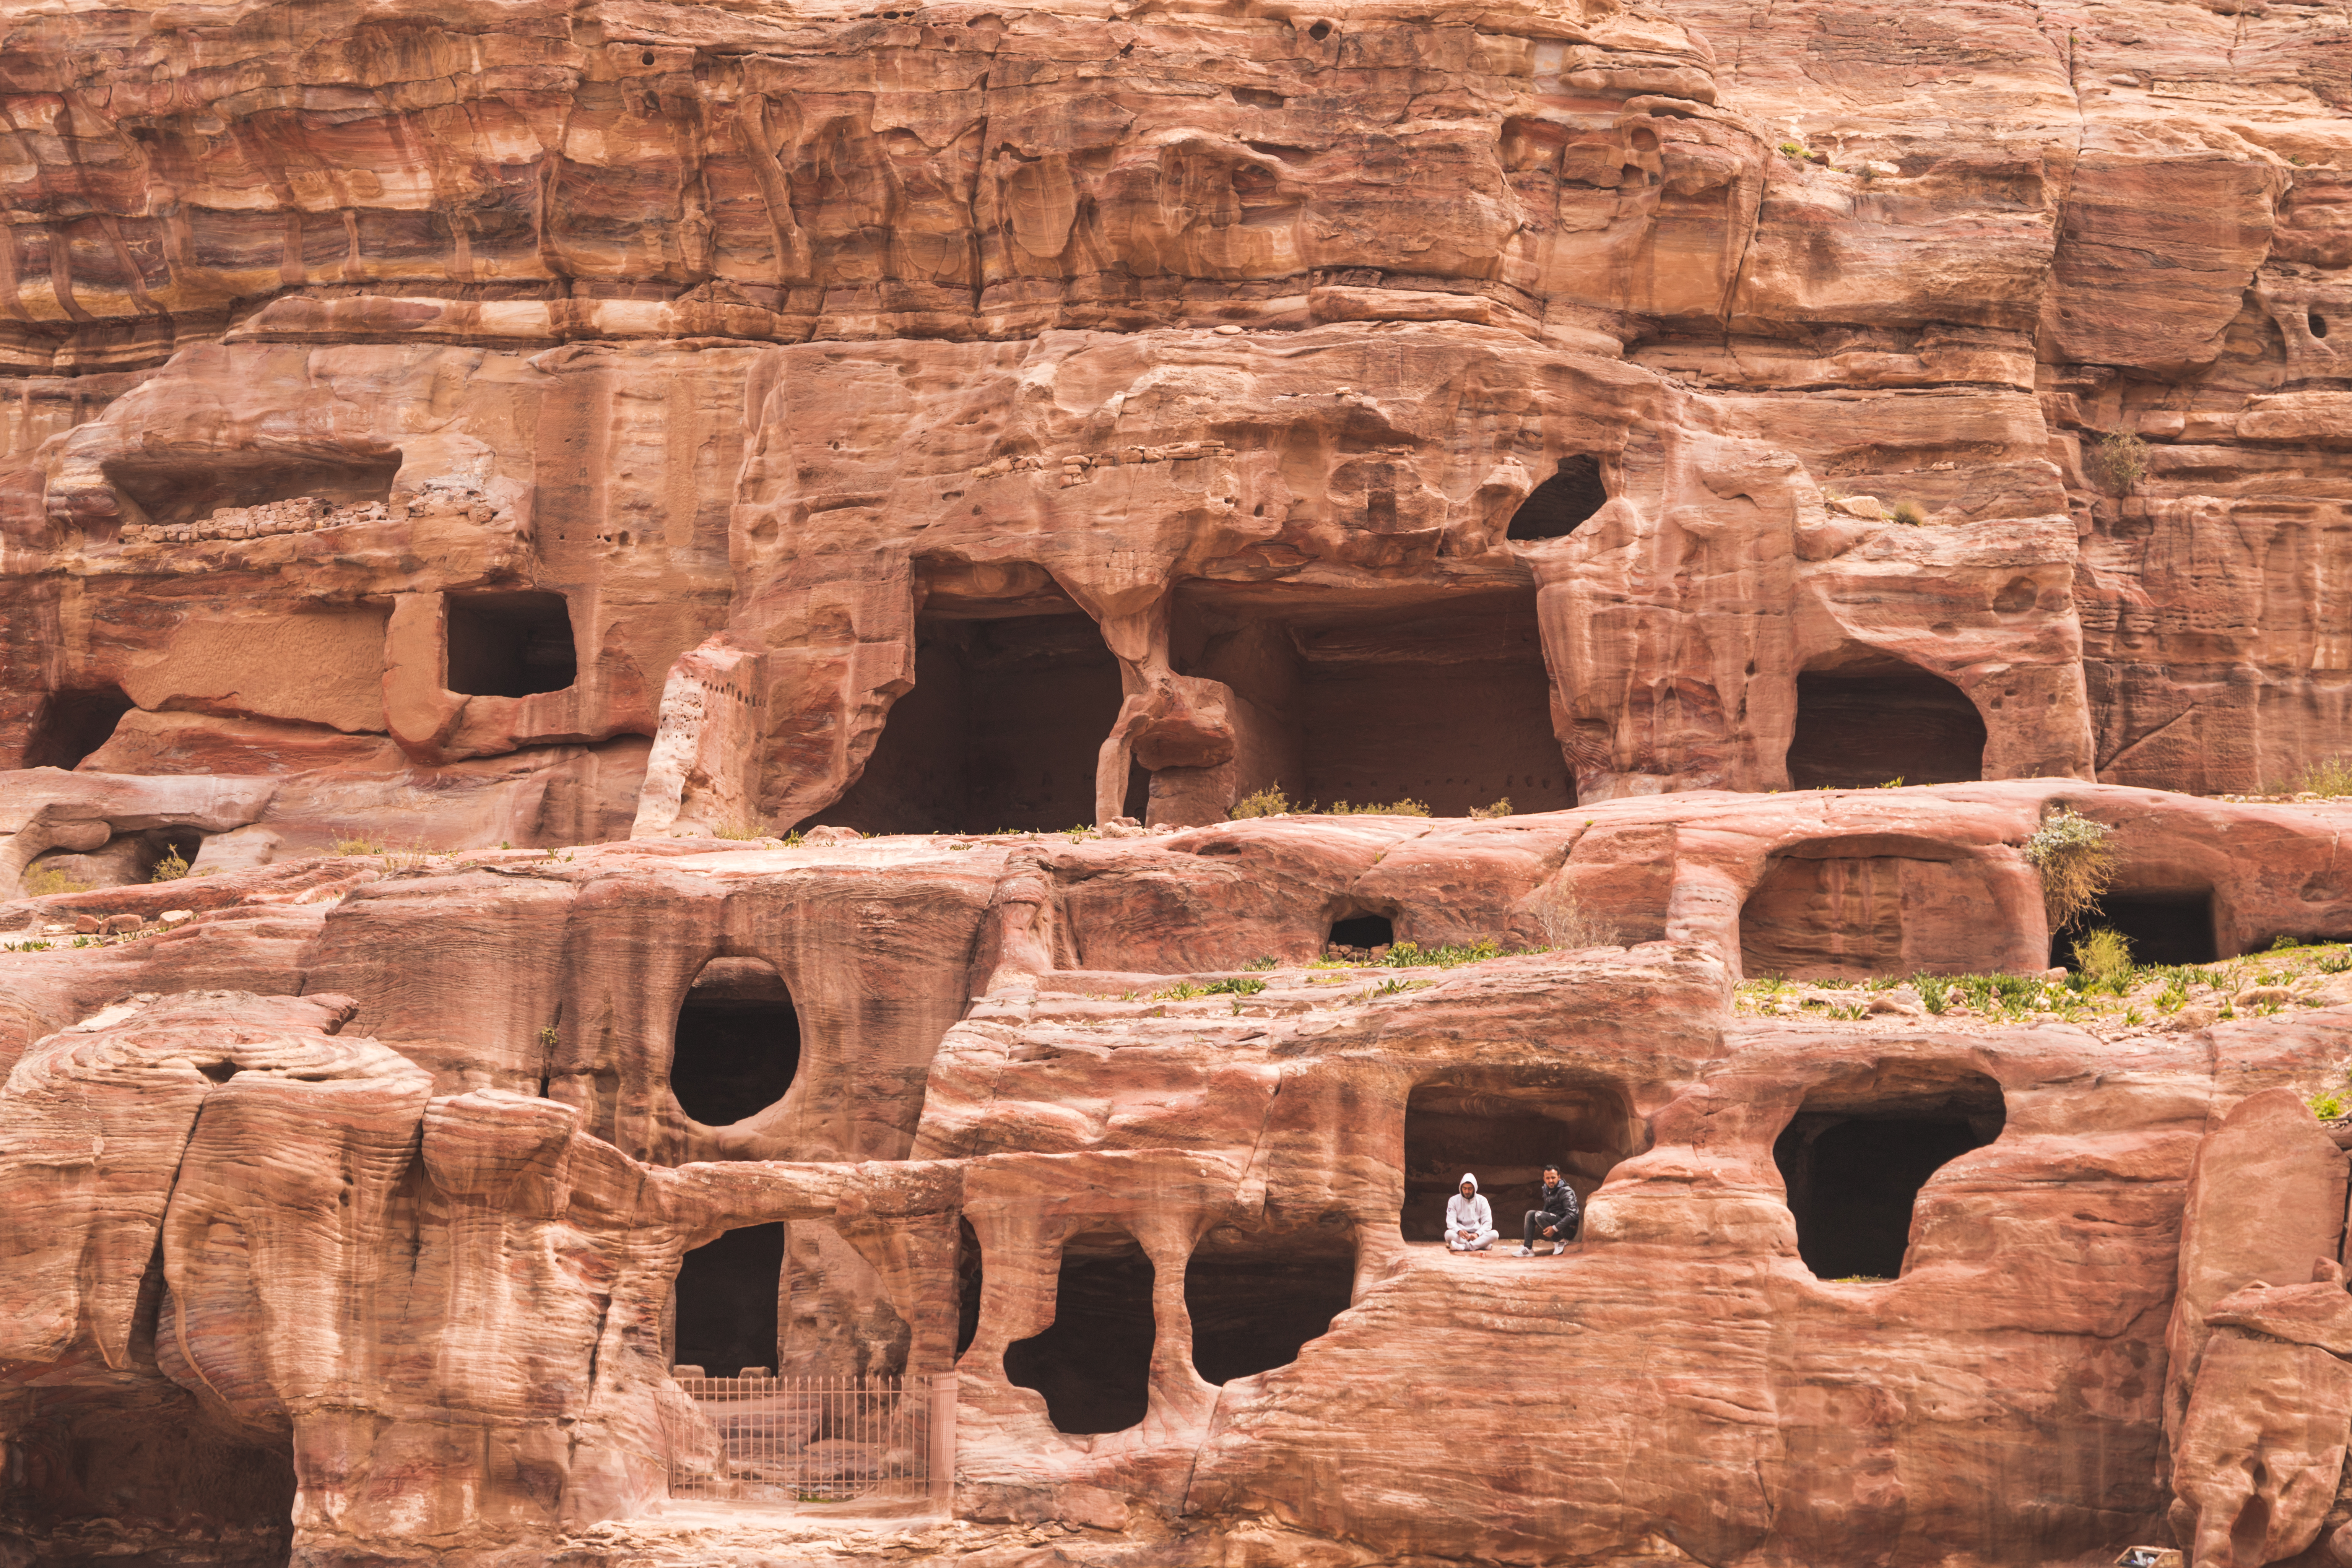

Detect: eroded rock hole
[1400, 1072, 1640, 1242]
[1786, 669, 1985, 789]
[1003, 1232, 1155, 1434]
[2057, 891, 2217, 967]
[1773, 1070, 2003, 1280]
[444, 591, 577, 697]
[675, 1221, 785, 1376]
[814, 611, 1123, 833]
[955, 1216, 984, 1361]
[1185, 1219, 1356, 1383]
[2313, 311, 2330, 340]
[1307, 19, 1332, 39]
[1327, 912, 1393, 950]
[1507, 454, 1609, 541]
[670, 957, 801, 1128]
[25, 685, 135, 769]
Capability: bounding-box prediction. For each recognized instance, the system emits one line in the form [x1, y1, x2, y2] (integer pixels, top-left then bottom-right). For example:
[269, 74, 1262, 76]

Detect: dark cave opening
[1399, 1073, 1640, 1243]
[1328, 912, 1394, 949]
[956, 1216, 984, 1361]
[674, 1221, 785, 1376]
[1184, 1221, 1357, 1384]
[1003, 1232, 1156, 1434]
[1507, 454, 1609, 541]
[25, 685, 136, 770]
[444, 591, 577, 697]
[1786, 669, 1986, 789]
[1773, 1071, 2004, 1280]
[669, 957, 801, 1129]
[2055, 891, 2219, 968]
[814, 611, 1127, 834]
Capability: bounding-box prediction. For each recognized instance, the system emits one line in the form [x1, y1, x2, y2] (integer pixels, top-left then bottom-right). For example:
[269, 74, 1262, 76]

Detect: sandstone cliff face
[4, 0, 2352, 1563]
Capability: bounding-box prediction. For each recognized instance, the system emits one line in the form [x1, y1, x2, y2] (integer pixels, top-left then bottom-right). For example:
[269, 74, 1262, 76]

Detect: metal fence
[670, 1373, 954, 1507]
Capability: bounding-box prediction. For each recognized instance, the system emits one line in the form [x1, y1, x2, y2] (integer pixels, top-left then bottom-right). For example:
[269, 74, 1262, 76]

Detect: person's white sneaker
[1551, 1240, 1567, 1256]
[1516, 1245, 1533, 1257]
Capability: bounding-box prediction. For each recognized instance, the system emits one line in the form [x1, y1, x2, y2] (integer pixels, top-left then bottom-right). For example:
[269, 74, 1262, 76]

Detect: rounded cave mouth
[1785, 667, 1986, 790]
[1327, 912, 1394, 953]
[1507, 454, 1609, 541]
[1400, 1071, 1643, 1243]
[670, 957, 802, 1131]
[1004, 1231, 1156, 1435]
[25, 686, 135, 770]
[1772, 1068, 2005, 1282]
[2053, 890, 2218, 968]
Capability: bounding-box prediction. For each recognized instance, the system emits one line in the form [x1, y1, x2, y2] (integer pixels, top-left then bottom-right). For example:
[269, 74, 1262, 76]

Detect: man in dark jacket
[1517, 1164, 1581, 1256]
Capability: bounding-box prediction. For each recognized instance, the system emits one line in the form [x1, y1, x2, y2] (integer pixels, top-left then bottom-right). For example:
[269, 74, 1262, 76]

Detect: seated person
[1518, 1164, 1581, 1256]
[1445, 1173, 1497, 1251]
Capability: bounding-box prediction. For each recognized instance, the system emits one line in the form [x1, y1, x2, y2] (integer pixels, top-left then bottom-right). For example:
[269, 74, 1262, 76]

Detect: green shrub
[1890, 500, 1927, 526]
[2071, 926, 2133, 985]
[1243, 955, 1278, 971]
[1322, 798, 1431, 817]
[2089, 431, 2148, 496]
[1230, 785, 1291, 819]
[1469, 797, 1514, 820]
[2023, 809, 2118, 932]
[150, 848, 191, 882]
[1203, 977, 1268, 996]
[2311, 1090, 2347, 1121]
[23, 866, 92, 897]
[1381, 938, 1506, 968]
[333, 835, 385, 856]
[2285, 755, 2352, 798]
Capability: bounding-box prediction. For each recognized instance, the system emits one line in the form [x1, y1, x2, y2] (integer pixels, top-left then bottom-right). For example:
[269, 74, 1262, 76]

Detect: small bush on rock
[1229, 785, 1291, 819]
[1469, 797, 1514, 819]
[2090, 432, 2148, 496]
[1891, 500, 1928, 526]
[2023, 808, 2118, 932]
[150, 848, 191, 882]
[23, 866, 91, 897]
[2071, 926, 2133, 986]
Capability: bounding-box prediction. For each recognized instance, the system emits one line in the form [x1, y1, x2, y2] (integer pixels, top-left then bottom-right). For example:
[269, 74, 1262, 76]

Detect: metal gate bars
[670, 1373, 956, 1508]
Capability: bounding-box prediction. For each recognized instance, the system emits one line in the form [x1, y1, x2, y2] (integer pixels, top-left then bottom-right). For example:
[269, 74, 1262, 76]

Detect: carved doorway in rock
[1184, 1216, 1357, 1383]
[669, 957, 801, 1130]
[674, 1221, 786, 1377]
[1786, 661, 1986, 789]
[816, 563, 1141, 833]
[1003, 1230, 1156, 1434]
[1773, 1065, 2004, 1280]
[1399, 1069, 1643, 1241]
[1174, 584, 1574, 818]
[2057, 890, 2218, 967]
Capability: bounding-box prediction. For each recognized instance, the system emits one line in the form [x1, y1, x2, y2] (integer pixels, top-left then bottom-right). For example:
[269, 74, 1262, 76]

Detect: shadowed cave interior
[1505, 453, 1609, 541]
[25, 685, 135, 770]
[444, 591, 577, 698]
[1184, 1220, 1358, 1384]
[1772, 1069, 2005, 1280]
[1003, 1232, 1157, 1434]
[1786, 668, 1986, 790]
[669, 957, 801, 1128]
[674, 1221, 786, 1376]
[2055, 891, 2219, 968]
[1400, 1073, 1641, 1241]
[814, 611, 1141, 834]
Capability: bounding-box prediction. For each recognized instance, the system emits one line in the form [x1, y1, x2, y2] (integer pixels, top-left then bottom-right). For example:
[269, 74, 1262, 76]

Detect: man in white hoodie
[1445, 1173, 1497, 1251]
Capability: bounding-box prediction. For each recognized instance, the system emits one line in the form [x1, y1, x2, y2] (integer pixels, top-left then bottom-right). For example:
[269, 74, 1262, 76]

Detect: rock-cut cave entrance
[674, 1221, 785, 1376]
[1185, 1217, 1357, 1383]
[445, 591, 577, 697]
[670, 957, 801, 1129]
[1785, 663, 1985, 790]
[1173, 586, 1575, 819]
[1003, 1230, 1156, 1434]
[1399, 1069, 1643, 1242]
[2054, 890, 2219, 968]
[814, 589, 1140, 834]
[1773, 1066, 2004, 1280]
[24, 684, 136, 770]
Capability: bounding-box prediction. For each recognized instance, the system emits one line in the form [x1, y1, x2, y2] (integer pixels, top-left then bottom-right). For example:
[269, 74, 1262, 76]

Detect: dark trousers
[1524, 1208, 1576, 1245]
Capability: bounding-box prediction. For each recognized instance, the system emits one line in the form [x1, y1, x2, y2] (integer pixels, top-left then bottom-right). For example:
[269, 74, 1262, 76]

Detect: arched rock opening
[1185, 1217, 1356, 1384]
[1773, 1067, 2004, 1280]
[1401, 1071, 1642, 1242]
[1327, 912, 1393, 953]
[1003, 1231, 1156, 1434]
[674, 1221, 785, 1377]
[669, 957, 801, 1129]
[955, 1217, 984, 1361]
[445, 590, 577, 697]
[25, 685, 135, 770]
[1507, 454, 1609, 540]
[816, 610, 1128, 834]
[1786, 667, 1986, 789]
